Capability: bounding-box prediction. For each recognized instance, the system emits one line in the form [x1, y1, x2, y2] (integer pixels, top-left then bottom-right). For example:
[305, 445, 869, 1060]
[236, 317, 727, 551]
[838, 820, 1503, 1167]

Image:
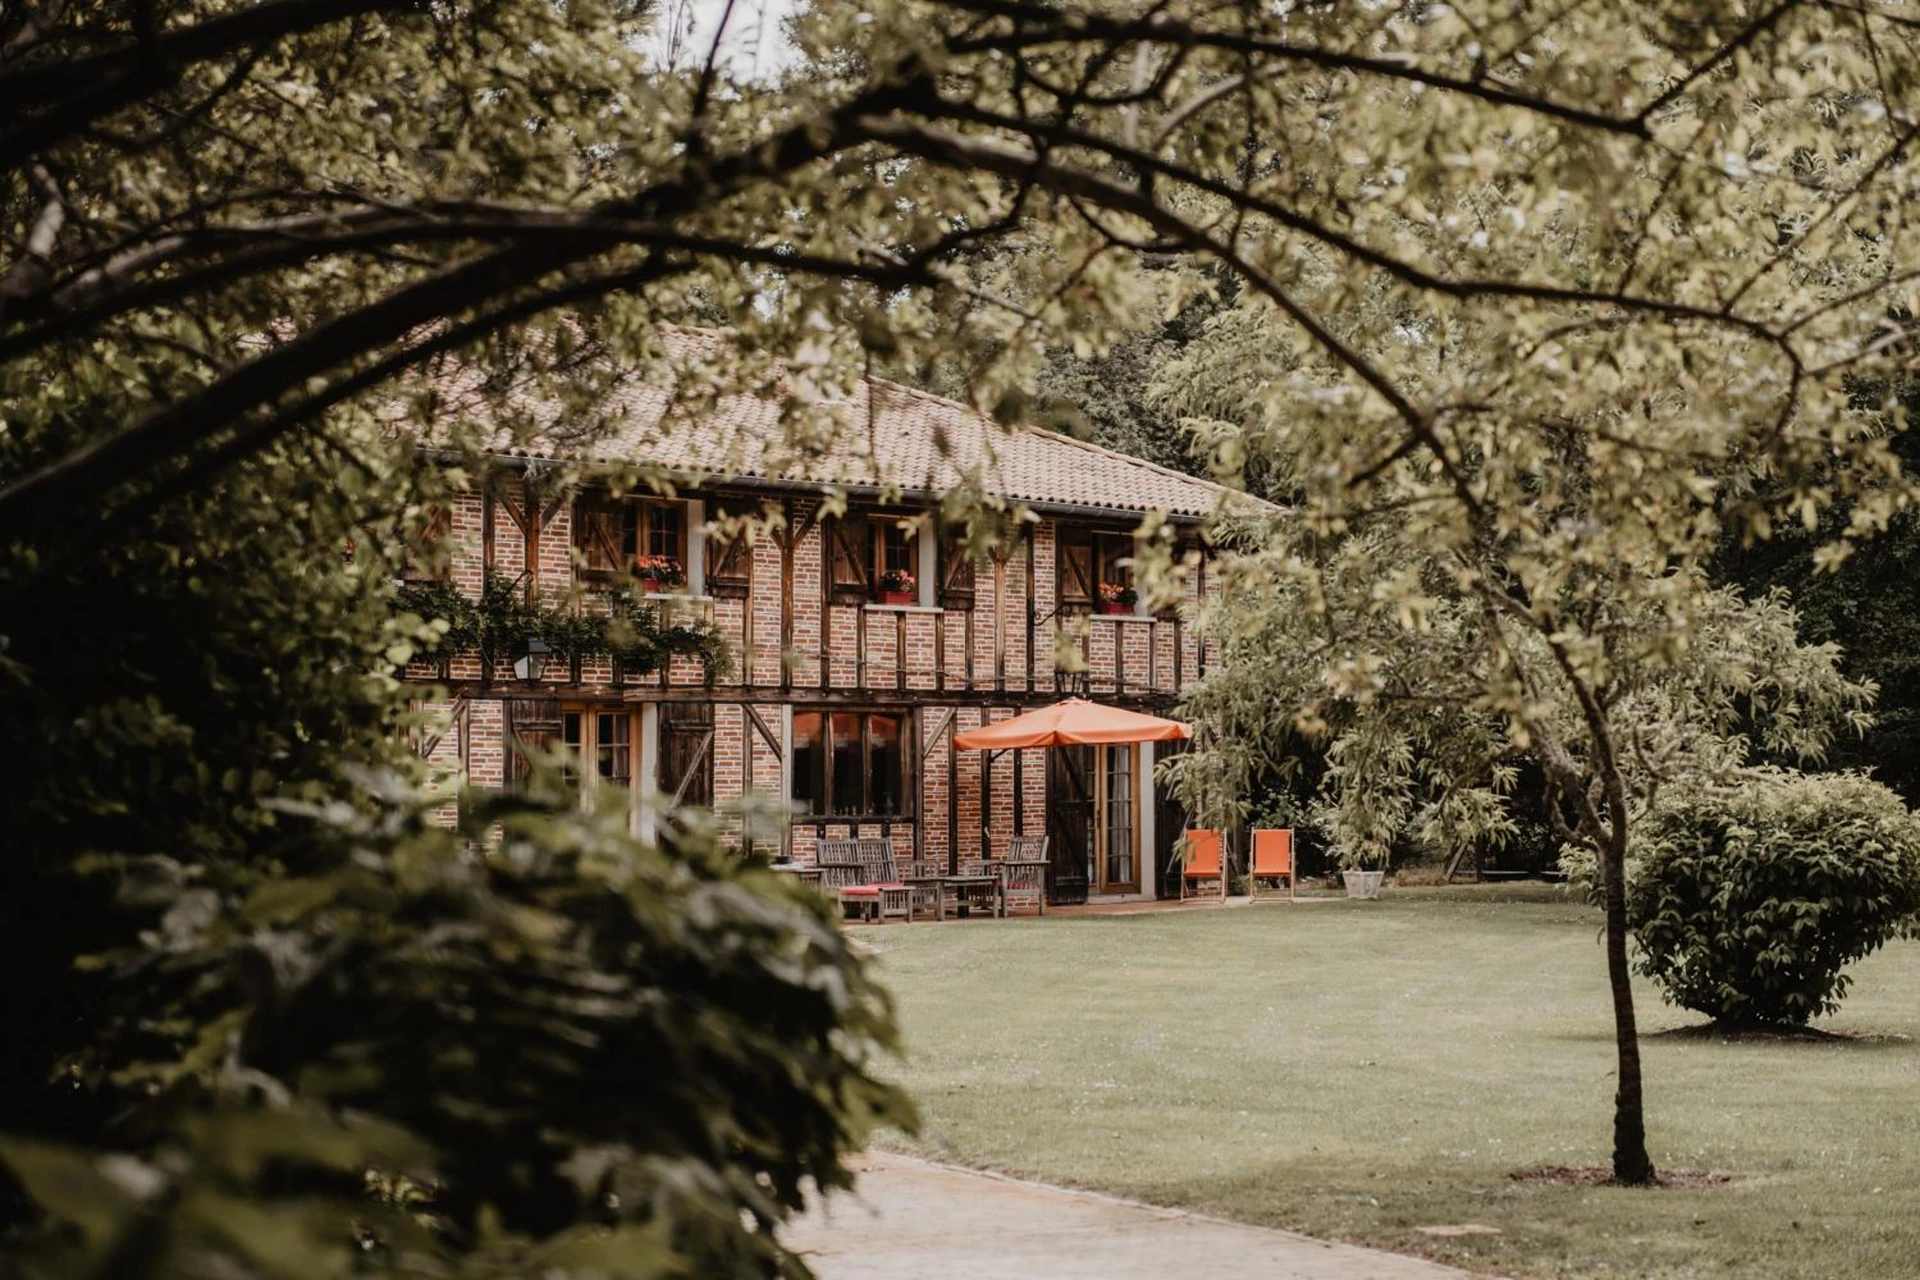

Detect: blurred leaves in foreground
[2, 772, 911, 1278]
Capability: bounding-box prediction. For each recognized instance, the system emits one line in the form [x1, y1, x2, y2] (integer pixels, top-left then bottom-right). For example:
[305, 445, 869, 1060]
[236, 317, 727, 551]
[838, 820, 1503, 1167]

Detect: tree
[9, 0, 1920, 1195]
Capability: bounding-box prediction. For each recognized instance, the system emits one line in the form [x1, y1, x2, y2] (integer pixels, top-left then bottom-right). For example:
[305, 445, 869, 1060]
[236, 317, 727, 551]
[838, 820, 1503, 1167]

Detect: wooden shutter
[939, 535, 976, 608]
[705, 528, 751, 598]
[402, 505, 450, 582]
[575, 497, 631, 580]
[658, 704, 715, 808]
[1057, 530, 1094, 608]
[827, 512, 871, 602]
[504, 698, 563, 793]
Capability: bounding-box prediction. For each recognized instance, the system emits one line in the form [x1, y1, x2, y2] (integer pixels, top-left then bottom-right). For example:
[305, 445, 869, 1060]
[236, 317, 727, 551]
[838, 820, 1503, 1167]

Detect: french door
[1099, 744, 1138, 893]
[1047, 743, 1139, 896]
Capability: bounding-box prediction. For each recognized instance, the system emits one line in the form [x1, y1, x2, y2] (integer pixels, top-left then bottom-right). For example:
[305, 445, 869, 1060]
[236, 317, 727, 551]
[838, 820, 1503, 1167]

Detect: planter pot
[1101, 601, 1133, 615]
[1343, 869, 1385, 900]
[878, 589, 913, 605]
[640, 578, 664, 595]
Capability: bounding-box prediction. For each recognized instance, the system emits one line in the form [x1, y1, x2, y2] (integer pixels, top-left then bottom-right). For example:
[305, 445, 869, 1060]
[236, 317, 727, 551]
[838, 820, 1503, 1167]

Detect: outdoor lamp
[511, 637, 552, 683]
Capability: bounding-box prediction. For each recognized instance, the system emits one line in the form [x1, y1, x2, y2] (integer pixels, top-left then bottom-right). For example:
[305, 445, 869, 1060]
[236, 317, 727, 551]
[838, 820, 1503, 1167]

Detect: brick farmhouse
[405, 344, 1245, 903]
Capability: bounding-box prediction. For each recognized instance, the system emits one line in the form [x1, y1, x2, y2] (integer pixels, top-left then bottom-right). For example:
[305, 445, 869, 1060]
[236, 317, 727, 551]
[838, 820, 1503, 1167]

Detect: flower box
[633, 554, 685, 594]
[1101, 601, 1132, 615]
[877, 589, 914, 606]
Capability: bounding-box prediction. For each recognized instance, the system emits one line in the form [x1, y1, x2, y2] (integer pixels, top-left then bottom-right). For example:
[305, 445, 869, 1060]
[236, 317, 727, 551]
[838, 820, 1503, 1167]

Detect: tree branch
[942, 0, 1653, 138]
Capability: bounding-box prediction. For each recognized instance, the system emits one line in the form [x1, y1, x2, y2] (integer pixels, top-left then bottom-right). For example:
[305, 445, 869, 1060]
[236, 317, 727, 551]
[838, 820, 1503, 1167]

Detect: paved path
[787, 1151, 1470, 1279]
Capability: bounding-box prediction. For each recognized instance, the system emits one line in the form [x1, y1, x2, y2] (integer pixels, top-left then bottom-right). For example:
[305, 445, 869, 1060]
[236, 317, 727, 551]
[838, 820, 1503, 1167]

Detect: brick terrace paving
[787, 1150, 1472, 1280]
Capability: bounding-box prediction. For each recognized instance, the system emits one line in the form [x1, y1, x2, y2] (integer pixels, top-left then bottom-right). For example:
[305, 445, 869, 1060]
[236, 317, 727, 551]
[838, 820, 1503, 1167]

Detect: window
[575, 494, 687, 586]
[1057, 528, 1133, 611]
[643, 501, 684, 563]
[875, 519, 916, 580]
[791, 709, 908, 818]
[827, 510, 923, 602]
[1098, 537, 1131, 590]
[511, 705, 635, 818]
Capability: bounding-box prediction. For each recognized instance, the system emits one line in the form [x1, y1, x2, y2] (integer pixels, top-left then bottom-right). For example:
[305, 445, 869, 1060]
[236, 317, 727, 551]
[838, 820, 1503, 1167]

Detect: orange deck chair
[1250, 828, 1296, 902]
[1181, 828, 1225, 900]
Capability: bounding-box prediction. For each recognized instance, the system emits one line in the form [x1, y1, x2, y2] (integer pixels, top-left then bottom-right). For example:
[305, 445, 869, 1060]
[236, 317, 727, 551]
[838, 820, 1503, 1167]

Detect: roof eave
[438, 447, 1220, 526]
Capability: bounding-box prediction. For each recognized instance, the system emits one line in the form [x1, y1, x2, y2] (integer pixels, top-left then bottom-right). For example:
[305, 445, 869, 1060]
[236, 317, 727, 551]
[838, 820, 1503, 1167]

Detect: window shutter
[1057, 531, 1093, 607]
[402, 505, 451, 582]
[504, 698, 563, 793]
[575, 498, 630, 578]
[658, 704, 715, 808]
[705, 528, 751, 598]
[940, 536, 977, 608]
[827, 513, 871, 602]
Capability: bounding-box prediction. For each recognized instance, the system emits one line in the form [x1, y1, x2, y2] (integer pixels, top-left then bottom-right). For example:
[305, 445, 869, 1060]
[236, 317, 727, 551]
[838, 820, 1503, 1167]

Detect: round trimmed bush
[1627, 770, 1920, 1027]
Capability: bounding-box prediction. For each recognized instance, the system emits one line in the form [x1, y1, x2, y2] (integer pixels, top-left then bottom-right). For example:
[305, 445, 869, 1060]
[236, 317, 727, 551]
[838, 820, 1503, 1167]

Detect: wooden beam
[744, 703, 783, 759]
[1024, 524, 1036, 693]
[921, 707, 954, 761]
[777, 499, 795, 692]
[427, 682, 1181, 711]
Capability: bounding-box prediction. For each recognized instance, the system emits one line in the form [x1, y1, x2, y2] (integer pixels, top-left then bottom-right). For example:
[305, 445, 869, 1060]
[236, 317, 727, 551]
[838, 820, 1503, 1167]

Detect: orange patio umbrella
[953, 698, 1192, 752]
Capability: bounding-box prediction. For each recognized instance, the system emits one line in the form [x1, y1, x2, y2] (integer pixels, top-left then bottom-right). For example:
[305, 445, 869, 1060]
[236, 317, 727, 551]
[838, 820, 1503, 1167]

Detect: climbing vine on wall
[396, 570, 732, 684]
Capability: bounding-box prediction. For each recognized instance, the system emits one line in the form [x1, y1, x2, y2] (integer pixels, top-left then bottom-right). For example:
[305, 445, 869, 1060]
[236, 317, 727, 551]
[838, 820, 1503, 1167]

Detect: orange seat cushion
[840, 886, 880, 897]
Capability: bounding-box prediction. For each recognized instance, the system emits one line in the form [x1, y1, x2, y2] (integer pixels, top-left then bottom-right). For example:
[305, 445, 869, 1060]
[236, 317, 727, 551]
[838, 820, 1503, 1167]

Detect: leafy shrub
[2, 774, 910, 1277]
[1627, 770, 1920, 1027]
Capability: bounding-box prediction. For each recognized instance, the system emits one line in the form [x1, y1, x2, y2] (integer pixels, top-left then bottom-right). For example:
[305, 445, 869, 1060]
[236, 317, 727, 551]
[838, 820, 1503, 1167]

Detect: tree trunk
[1599, 790, 1655, 1185]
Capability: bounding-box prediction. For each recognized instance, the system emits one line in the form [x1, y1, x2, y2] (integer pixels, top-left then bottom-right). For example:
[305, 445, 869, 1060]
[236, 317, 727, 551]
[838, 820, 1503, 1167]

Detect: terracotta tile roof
[413, 329, 1251, 522]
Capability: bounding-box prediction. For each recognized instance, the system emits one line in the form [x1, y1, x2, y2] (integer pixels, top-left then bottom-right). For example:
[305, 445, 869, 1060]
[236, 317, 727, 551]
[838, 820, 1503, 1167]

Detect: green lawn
[859, 890, 1920, 1277]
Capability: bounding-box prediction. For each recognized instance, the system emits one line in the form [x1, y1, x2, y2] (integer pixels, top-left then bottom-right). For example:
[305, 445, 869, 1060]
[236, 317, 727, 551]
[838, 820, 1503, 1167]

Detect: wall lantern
[512, 637, 553, 684]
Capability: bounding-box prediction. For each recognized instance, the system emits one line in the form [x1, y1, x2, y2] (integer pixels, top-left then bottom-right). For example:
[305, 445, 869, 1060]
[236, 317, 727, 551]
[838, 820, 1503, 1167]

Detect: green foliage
[3, 771, 911, 1278]
[395, 570, 732, 682]
[1627, 771, 1920, 1027]
[1718, 388, 1920, 803]
[0, 432, 425, 1171]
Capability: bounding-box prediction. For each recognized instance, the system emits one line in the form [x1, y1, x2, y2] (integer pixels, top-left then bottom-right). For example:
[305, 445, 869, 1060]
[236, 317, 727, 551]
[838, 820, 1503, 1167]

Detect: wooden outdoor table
[902, 874, 950, 921]
[770, 865, 822, 888]
[942, 873, 1003, 919]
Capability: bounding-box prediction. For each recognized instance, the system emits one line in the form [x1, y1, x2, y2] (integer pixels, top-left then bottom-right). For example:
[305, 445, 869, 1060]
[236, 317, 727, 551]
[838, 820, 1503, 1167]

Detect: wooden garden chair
[1181, 828, 1226, 900]
[901, 858, 950, 920]
[817, 838, 900, 924]
[1250, 828, 1296, 902]
[850, 837, 911, 923]
[814, 838, 866, 917]
[998, 834, 1048, 916]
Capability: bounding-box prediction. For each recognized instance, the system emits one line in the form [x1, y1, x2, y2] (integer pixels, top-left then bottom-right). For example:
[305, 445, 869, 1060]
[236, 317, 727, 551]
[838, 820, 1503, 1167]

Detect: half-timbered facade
[407, 365, 1242, 903]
